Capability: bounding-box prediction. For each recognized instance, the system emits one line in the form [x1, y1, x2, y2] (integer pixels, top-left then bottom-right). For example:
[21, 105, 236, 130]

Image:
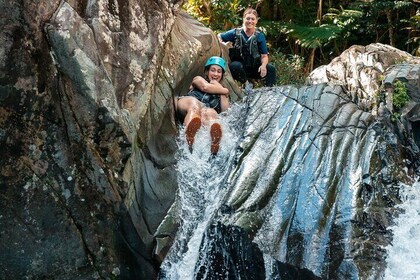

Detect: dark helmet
[204, 56, 227, 73]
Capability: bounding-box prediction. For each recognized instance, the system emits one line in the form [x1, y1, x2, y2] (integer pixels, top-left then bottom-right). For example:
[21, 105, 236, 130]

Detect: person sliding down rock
[175, 56, 230, 155]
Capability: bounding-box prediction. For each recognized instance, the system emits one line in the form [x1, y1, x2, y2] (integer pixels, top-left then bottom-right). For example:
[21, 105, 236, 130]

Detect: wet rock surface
[213, 44, 420, 279]
[0, 0, 239, 279]
[1, 0, 420, 279]
[194, 223, 320, 280]
[167, 44, 420, 279]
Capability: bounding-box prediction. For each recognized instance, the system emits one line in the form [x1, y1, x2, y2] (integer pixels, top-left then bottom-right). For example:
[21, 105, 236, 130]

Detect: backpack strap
[254, 28, 261, 39]
[235, 27, 242, 37]
[233, 27, 244, 50]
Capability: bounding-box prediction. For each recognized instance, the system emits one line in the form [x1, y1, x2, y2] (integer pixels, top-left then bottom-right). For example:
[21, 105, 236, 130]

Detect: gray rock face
[0, 1, 240, 279]
[219, 44, 420, 279]
[307, 43, 420, 114]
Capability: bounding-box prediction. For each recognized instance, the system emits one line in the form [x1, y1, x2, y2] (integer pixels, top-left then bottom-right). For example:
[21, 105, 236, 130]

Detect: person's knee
[201, 108, 218, 124]
[229, 61, 244, 71]
[229, 61, 247, 83]
[189, 99, 202, 113]
[267, 64, 276, 76]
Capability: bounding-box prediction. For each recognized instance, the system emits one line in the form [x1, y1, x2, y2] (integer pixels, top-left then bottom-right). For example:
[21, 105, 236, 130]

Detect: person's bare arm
[258, 54, 269, 78]
[191, 76, 229, 95]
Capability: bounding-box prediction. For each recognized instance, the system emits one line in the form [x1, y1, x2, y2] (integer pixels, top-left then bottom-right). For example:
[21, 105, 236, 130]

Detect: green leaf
[283, 24, 342, 49]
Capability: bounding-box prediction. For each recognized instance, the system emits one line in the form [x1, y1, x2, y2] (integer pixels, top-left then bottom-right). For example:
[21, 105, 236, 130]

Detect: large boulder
[0, 1, 241, 279]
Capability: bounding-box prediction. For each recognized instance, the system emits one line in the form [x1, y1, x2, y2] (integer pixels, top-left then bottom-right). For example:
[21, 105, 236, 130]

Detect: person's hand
[210, 79, 221, 85]
[258, 65, 267, 78]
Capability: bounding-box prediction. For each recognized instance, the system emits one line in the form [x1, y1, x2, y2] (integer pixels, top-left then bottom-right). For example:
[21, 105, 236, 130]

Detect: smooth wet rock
[0, 0, 240, 279]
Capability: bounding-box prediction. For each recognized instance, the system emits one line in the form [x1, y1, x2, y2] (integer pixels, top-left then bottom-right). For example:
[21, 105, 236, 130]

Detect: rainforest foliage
[183, 0, 420, 84]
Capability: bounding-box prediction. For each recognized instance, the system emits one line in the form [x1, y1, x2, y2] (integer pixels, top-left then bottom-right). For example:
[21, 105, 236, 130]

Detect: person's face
[243, 13, 258, 29]
[207, 65, 223, 82]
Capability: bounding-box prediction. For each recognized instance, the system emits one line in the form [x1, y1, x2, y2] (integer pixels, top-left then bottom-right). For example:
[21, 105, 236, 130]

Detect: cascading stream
[384, 181, 420, 280]
[159, 102, 247, 280]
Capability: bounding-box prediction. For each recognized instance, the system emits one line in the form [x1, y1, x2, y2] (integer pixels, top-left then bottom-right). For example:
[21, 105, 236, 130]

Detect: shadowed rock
[0, 0, 239, 279]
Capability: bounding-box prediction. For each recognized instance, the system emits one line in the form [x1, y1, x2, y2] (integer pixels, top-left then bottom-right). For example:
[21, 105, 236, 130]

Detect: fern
[283, 24, 342, 49]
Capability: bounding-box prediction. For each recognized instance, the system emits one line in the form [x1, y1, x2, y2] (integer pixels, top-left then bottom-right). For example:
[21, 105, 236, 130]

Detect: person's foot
[185, 116, 202, 149]
[210, 122, 222, 155]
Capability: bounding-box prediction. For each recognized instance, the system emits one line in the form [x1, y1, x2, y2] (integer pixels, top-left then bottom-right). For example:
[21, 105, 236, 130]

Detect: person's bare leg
[185, 116, 201, 148]
[177, 97, 202, 148]
[200, 107, 218, 126]
[210, 122, 222, 155]
[201, 108, 222, 155]
[220, 95, 230, 112]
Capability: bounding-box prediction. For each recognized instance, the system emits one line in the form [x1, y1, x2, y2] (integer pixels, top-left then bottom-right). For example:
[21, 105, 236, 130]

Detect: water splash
[159, 102, 247, 280]
[384, 181, 420, 280]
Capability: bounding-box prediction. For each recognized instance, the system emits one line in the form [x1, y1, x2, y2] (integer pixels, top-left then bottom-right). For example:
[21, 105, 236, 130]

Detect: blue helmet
[204, 56, 226, 73]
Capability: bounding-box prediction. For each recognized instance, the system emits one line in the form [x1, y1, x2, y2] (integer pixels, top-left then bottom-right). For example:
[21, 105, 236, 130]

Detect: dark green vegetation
[184, 0, 420, 85]
[391, 79, 410, 121]
[393, 80, 410, 111]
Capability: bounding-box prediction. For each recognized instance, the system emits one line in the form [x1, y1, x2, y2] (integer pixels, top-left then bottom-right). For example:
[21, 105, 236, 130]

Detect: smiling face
[243, 12, 258, 31]
[207, 65, 224, 82]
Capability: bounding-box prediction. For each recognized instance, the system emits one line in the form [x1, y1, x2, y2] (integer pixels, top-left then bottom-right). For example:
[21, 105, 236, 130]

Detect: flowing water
[384, 181, 420, 280]
[159, 102, 247, 280]
[159, 88, 420, 279]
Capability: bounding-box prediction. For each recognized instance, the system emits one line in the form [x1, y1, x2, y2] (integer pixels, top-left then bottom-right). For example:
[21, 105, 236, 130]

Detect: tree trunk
[317, 0, 323, 24]
[307, 48, 316, 73]
[387, 10, 395, 46]
[297, 0, 303, 8]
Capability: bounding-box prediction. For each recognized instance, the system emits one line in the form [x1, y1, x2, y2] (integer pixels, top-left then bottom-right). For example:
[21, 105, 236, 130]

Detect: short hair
[243, 8, 258, 18]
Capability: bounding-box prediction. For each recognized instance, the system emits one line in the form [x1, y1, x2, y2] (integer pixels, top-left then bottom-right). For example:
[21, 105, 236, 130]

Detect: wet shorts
[188, 89, 221, 113]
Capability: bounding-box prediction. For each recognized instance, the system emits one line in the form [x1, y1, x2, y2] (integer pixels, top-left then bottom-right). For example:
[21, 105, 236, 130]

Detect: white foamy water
[159, 103, 246, 280]
[385, 181, 420, 280]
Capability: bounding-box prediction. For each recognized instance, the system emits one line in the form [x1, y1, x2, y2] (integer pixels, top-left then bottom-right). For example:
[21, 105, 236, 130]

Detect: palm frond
[283, 24, 342, 49]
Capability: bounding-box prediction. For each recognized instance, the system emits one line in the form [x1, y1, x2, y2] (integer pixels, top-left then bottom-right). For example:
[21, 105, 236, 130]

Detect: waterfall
[159, 102, 247, 280]
[159, 81, 416, 279]
[384, 181, 420, 280]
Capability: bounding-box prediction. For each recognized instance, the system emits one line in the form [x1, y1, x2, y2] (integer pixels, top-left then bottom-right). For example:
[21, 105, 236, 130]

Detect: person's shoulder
[220, 28, 238, 41]
[255, 28, 267, 41]
[223, 28, 237, 35]
[255, 28, 266, 37]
